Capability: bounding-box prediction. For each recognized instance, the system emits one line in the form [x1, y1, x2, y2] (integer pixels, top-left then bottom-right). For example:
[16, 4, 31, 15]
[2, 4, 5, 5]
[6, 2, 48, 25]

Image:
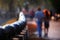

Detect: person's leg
[37, 21, 42, 37]
[44, 20, 49, 37]
[46, 20, 49, 34]
[47, 27, 49, 35]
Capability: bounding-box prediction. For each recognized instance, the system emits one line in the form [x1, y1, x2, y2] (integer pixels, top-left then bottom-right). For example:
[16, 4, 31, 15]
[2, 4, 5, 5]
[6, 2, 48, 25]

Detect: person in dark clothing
[44, 10, 50, 37]
[50, 10, 52, 19]
[29, 8, 35, 19]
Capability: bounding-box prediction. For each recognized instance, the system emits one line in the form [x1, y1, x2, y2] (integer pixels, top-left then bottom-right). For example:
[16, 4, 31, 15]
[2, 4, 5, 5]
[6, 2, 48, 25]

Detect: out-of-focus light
[51, 16, 55, 20]
[58, 14, 60, 17]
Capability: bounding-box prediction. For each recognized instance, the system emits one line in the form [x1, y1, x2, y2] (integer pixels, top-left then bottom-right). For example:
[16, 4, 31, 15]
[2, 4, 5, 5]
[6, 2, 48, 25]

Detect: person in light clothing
[34, 7, 44, 37]
[18, 8, 27, 22]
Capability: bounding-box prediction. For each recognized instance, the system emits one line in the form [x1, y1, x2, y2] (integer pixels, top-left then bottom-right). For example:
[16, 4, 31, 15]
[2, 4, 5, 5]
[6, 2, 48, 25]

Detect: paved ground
[48, 20, 60, 39]
[27, 19, 60, 40]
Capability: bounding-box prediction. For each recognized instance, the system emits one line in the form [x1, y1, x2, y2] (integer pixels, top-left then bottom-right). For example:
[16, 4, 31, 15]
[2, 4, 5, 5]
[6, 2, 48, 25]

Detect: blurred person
[43, 10, 50, 37]
[18, 8, 28, 22]
[34, 7, 45, 37]
[50, 10, 53, 19]
[29, 8, 35, 19]
[19, 8, 30, 38]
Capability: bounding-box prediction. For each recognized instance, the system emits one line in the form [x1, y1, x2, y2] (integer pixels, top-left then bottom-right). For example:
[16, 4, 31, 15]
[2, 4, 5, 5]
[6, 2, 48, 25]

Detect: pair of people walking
[34, 7, 50, 37]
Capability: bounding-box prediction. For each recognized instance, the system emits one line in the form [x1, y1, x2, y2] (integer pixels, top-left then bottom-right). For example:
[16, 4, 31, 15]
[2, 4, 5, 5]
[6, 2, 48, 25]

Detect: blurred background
[0, 0, 60, 40]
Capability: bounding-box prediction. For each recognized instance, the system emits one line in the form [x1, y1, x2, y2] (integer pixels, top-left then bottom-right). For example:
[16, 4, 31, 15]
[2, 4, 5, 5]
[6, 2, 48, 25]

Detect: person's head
[22, 8, 28, 14]
[45, 10, 48, 14]
[37, 7, 41, 11]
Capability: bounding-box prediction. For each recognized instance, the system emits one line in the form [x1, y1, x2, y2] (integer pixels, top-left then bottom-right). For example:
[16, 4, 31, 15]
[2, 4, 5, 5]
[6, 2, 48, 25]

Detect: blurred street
[0, 0, 60, 40]
[48, 20, 60, 39]
[27, 18, 60, 40]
